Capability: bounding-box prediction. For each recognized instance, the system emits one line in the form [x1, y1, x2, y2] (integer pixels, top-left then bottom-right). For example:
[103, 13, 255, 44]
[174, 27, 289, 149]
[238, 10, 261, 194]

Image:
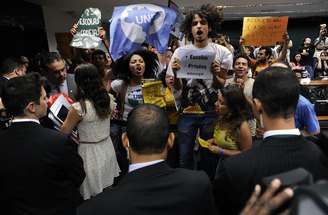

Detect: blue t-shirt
[295, 95, 320, 134]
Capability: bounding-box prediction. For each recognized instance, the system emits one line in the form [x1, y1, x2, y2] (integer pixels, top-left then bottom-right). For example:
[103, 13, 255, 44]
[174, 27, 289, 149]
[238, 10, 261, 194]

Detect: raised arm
[276, 32, 290, 63]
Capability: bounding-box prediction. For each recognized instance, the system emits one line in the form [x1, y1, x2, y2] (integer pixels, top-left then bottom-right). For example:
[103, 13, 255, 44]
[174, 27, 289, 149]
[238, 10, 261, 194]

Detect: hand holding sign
[70, 23, 78, 36]
[172, 57, 181, 73]
[98, 27, 107, 40]
[198, 137, 221, 155]
[282, 32, 290, 45]
[211, 60, 221, 77]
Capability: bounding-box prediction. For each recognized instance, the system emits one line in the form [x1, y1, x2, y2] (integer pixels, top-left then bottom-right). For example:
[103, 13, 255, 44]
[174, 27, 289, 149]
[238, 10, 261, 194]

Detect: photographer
[314, 24, 328, 59]
[314, 50, 328, 78]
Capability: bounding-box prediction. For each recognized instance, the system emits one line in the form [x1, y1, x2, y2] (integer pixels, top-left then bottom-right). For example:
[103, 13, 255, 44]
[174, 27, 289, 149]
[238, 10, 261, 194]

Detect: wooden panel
[318, 116, 328, 121]
[301, 80, 328, 86]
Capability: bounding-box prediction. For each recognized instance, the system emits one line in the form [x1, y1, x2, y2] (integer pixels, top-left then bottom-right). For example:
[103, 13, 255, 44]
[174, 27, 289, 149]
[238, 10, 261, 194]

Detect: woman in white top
[111, 49, 159, 121]
[61, 63, 120, 200]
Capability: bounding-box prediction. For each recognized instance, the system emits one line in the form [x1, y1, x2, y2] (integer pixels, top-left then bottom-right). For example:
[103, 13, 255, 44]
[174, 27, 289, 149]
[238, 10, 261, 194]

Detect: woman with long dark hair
[61, 63, 120, 200]
[207, 85, 253, 157]
[290, 53, 309, 78]
[111, 49, 158, 122]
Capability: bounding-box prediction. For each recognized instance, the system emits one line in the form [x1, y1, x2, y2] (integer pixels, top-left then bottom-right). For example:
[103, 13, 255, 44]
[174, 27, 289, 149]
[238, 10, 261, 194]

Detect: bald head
[270, 62, 289, 69]
[126, 104, 170, 154]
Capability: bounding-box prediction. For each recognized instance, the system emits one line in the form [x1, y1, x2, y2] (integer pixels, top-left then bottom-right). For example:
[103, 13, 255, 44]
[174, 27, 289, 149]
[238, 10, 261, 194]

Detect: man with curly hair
[166, 4, 233, 178]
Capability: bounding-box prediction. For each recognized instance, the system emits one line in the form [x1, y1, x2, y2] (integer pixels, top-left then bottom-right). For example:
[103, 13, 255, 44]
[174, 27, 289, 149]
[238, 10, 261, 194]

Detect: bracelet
[219, 148, 225, 156]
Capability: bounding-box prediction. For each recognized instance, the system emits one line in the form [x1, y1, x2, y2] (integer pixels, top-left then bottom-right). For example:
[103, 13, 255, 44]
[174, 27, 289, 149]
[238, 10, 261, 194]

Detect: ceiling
[27, 0, 328, 20]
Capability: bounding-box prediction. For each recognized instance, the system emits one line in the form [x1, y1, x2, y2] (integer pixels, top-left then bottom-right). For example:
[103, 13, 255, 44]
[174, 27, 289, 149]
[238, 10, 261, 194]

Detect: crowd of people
[0, 3, 328, 215]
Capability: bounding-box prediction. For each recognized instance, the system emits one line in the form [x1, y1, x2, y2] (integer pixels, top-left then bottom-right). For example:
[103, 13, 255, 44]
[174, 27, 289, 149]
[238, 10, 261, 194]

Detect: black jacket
[0, 121, 85, 215]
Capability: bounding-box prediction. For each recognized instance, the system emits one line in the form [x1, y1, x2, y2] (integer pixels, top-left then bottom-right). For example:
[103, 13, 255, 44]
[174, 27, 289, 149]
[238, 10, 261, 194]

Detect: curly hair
[181, 4, 223, 42]
[74, 63, 111, 119]
[112, 49, 158, 83]
[218, 85, 253, 141]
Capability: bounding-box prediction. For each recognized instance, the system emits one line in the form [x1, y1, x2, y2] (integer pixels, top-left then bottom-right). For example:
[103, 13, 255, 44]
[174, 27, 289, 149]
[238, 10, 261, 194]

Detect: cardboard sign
[70, 8, 102, 49]
[176, 48, 216, 79]
[242, 16, 288, 46]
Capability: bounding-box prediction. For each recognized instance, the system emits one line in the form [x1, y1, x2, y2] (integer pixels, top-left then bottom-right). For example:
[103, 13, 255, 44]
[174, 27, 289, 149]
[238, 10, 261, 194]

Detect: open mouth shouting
[134, 65, 144, 75]
[196, 30, 203, 36]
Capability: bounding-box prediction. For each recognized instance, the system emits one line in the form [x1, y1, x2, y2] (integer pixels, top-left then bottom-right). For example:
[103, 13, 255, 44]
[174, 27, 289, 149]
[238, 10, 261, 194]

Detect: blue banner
[109, 4, 177, 60]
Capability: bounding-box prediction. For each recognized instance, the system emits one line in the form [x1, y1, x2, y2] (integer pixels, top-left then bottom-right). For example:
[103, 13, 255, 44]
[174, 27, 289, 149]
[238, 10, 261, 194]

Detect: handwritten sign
[70, 8, 102, 49]
[176, 48, 216, 79]
[242, 16, 288, 46]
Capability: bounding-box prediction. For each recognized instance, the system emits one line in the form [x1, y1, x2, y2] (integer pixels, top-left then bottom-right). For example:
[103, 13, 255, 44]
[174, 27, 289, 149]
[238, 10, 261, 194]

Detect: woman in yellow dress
[207, 85, 253, 157]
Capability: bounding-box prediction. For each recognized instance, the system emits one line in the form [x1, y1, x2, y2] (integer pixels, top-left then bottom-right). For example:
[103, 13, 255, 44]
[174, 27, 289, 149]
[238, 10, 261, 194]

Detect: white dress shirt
[12, 118, 40, 124]
[129, 159, 164, 173]
[263, 128, 301, 139]
[59, 79, 69, 95]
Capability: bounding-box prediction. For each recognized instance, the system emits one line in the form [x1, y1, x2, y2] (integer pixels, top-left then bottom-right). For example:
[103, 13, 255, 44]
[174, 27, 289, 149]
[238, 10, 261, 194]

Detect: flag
[109, 4, 177, 60]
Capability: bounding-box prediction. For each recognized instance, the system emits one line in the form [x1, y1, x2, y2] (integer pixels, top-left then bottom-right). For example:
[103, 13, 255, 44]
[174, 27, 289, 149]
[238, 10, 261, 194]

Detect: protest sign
[176, 48, 216, 79]
[242, 16, 288, 46]
[198, 137, 209, 148]
[110, 4, 177, 60]
[70, 8, 102, 49]
[142, 80, 166, 108]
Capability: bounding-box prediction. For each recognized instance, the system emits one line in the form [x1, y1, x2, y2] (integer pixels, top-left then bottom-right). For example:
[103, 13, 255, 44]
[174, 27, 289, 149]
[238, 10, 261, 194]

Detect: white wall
[42, 6, 76, 52]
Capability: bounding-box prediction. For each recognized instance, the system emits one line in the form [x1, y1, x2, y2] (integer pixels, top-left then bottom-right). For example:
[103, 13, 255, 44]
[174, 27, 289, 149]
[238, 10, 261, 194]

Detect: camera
[261, 168, 313, 214]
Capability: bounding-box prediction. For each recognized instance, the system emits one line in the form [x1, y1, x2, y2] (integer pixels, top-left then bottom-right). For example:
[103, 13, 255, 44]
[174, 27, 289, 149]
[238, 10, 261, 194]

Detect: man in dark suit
[0, 58, 27, 128]
[213, 66, 328, 215]
[0, 73, 85, 215]
[78, 104, 217, 215]
[0, 57, 26, 97]
[41, 52, 77, 129]
[42, 52, 77, 100]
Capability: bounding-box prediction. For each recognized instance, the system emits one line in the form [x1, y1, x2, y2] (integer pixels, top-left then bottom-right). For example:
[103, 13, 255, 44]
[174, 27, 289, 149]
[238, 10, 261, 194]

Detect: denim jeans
[110, 121, 128, 176]
[177, 113, 217, 175]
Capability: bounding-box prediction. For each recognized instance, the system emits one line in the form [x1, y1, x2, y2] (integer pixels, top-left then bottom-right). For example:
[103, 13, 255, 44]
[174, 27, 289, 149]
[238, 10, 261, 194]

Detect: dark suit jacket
[0, 121, 85, 215]
[45, 73, 77, 101]
[213, 135, 328, 215]
[78, 161, 217, 215]
[0, 76, 8, 98]
[42, 73, 77, 129]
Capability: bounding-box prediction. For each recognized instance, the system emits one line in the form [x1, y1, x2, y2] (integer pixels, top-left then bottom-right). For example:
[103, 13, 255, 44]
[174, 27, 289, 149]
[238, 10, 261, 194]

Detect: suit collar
[9, 120, 43, 129]
[262, 134, 305, 146]
[119, 161, 171, 185]
[0, 76, 9, 81]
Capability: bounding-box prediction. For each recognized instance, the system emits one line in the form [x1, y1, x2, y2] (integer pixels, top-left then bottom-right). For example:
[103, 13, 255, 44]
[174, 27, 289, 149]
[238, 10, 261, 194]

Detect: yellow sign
[142, 81, 166, 108]
[242, 16, 288, 46]
[198, 137, 210, 148]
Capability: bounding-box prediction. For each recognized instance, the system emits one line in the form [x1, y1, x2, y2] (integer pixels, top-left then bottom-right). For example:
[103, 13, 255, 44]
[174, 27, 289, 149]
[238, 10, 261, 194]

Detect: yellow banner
[142, 81, 166, 108]
[242, 16, 288, 46]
